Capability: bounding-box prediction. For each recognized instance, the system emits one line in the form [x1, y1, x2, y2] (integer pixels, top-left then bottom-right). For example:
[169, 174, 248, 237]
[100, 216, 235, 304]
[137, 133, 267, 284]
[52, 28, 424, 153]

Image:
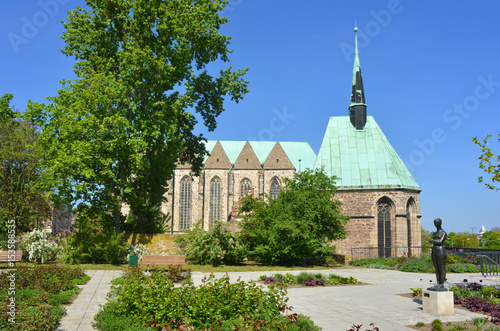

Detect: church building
[164, 27, 422, 257]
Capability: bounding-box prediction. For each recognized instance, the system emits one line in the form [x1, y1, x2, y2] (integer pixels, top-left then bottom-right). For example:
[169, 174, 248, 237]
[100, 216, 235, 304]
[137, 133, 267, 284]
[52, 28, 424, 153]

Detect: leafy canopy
[482, 230, 500, 249]
[473, 132, 500, 191]
[24, 0, 249, 232]
[0, 93, 51, 233]
[239, 168, 349, 266]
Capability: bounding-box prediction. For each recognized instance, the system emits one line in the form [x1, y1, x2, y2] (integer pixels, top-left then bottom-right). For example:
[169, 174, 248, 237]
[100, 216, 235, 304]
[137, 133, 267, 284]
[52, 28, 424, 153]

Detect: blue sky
[1, 0, 499, 234]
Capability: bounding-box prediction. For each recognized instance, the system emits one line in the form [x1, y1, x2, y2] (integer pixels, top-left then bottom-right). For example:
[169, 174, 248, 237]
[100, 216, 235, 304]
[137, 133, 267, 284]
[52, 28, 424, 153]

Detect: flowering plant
[127, 243, 149, 262]
[22, 229, 61, 263]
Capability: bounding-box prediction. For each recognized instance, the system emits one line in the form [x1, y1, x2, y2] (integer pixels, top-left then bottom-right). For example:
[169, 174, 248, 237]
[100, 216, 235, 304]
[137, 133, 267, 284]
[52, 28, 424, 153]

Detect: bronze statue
[428, 218, 447, 291]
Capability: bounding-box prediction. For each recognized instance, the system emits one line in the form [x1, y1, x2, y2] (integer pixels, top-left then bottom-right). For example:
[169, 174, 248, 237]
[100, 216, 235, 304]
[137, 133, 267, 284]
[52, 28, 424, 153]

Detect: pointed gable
[263, 142, 295, 170]
[233, 141, 262, 170]
[204, 141, 232, 169]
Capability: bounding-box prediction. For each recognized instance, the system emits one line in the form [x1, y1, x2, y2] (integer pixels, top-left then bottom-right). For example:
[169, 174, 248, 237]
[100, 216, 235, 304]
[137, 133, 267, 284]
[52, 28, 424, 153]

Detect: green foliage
[176, 219, 246, 266]
[24, 0, 249, 233]
[239, 168, 349, 266]
[61, 216, 129, 264]
[0, 264, 88, 330]
[448, 326, 465, 331]
[400, 258, 433, 273]
[97, 267, 314, 330]
[431, 319, 444, 331]
[410, 288, 423, 296]
[446, 263, 481, 273]
[449, 232, 480, 248]
[483, 230, 500, 249]
[93, 310, 156, 331]
[473, 132, 500, 191]
[472, 317, 488, 330]
[421, 226, 432, 247]
[20, 229, 61, 263]
[415, 322, 426, 327]
[0, 93, 51, 233]
[445, 231, 456, 247]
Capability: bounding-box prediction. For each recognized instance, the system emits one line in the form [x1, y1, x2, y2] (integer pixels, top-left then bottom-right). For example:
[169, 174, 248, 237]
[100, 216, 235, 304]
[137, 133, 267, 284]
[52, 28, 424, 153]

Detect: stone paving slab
[55, 267, 499, 331]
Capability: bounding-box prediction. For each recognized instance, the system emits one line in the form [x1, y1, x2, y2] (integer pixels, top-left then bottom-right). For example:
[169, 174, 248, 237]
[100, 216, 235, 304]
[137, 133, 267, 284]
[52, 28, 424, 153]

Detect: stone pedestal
[422, 290, 454, 315]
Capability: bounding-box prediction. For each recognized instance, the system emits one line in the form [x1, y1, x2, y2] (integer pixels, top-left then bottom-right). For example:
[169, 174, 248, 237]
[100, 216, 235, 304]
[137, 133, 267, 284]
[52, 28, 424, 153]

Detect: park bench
[0, 251, 23, 263]
[141, 254, 185, 272]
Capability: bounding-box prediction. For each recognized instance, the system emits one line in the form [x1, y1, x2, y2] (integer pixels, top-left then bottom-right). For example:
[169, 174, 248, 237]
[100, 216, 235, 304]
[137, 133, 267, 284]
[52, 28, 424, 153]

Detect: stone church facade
[140, 27, 422, 257]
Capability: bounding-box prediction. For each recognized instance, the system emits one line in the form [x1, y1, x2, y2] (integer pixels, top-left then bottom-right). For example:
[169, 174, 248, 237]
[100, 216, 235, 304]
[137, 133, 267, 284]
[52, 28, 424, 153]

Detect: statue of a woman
[429, 218, 447, 290]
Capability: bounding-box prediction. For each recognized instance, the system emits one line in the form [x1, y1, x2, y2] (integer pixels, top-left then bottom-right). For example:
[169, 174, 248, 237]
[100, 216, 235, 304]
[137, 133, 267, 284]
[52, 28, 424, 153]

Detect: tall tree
[473, 133, 500, 191]
[239, 169, 349, 266]
[25, 0, 249, 233]
[0, 93, 51, 232]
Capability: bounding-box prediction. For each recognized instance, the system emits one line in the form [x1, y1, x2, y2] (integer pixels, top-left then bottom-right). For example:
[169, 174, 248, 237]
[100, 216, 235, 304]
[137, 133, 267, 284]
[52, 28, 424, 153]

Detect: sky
[1, 0, 499, 234]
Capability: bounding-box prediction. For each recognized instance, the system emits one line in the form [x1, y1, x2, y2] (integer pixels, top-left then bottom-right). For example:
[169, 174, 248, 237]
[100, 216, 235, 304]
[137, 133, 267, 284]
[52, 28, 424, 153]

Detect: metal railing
[478, 252, 500, 277]
[350, 246, 497, 261]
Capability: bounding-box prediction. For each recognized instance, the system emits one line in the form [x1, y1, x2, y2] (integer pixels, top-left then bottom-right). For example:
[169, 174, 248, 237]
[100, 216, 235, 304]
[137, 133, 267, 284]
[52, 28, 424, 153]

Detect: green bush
[400, 258, 433, 273]
[446, 263, 481, 273]
[97, 267, 319, 330]
[431, 319, 444, 331]
[93, 310, 155, 331]
[239, 168, 349, 266]
[176, 220, 246, 266]
[0, 265, 88, 330]
[61, 216, 129, 264]
[20, 229, 61, 263]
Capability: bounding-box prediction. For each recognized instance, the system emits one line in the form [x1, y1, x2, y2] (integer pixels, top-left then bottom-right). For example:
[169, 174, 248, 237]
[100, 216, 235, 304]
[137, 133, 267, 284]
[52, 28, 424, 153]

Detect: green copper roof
[203, 140, 316, 171]
[280, 142, 317, 171]
[314, 116, 421, 191]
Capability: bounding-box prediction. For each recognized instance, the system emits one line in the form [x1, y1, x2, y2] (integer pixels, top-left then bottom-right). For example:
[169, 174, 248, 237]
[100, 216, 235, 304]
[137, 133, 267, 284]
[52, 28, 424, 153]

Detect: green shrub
[176, 220, 246, 266]
[0, 264, 88, 331]
[400, 258, 433, 273]
[447, 263, 481, 273]
[410, 288, 422, 296]
[431, 319, 444, 331]
[93, 310, 155, 331]
[239, 169, 349, 266]
[97, 268, 318, 330]
[21, 229, 61, 263]
[61, 216, 129, 264]
[349, 257, 389, 266]
[218, 313, 321, 331]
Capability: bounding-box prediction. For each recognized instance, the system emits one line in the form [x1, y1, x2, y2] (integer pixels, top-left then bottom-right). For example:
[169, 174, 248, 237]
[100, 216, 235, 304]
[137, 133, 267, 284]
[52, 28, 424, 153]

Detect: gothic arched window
[406, 198, 416, 256]
[210, 176, 221, 224]
[270, 177, 280, 199]
[377, 198, 392, 258]
[240, 178, 251, 198]
[180, 176, 191, 230]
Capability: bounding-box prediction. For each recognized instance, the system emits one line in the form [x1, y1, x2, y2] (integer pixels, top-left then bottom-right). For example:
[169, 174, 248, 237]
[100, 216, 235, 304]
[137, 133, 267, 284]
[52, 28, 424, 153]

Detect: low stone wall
[123, 233, 183, 255]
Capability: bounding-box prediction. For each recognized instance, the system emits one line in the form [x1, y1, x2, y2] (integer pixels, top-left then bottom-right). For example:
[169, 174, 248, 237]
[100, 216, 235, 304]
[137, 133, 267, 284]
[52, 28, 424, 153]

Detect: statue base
[423, 290, 454, 315]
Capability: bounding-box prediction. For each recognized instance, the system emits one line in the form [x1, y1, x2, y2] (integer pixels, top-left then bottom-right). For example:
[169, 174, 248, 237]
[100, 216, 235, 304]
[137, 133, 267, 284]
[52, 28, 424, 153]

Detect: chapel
[149, 27, 422, 257]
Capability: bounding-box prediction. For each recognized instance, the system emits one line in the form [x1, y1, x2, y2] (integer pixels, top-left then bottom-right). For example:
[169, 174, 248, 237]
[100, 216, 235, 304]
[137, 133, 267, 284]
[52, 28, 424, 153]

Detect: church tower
[314, 26, 422, 257]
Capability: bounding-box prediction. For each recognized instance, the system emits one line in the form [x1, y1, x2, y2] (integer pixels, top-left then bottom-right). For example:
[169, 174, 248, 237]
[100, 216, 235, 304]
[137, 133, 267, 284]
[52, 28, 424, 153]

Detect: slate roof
[314, 116, 421, 191]
[203, 140, 316, 171]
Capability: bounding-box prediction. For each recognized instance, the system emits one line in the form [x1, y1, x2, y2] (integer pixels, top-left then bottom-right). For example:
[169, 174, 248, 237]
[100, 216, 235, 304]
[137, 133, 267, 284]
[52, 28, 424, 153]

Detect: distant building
[137, 27, 423, 257]
[478, 225, 487, 240]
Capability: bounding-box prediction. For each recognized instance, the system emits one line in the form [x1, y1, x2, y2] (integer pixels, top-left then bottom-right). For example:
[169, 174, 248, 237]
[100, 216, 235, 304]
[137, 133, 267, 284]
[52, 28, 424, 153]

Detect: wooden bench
[141, 255, 185, 272]
[0, 251, 23, 263]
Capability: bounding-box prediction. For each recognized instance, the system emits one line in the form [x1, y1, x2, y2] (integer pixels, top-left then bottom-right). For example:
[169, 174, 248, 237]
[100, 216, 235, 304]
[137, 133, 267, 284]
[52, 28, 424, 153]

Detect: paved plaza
[56, 268, 498, 331]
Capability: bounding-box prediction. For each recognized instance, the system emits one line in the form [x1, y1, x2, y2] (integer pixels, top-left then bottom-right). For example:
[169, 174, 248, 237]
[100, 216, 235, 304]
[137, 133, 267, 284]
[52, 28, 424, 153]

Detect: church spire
[349, 24, 367, 130]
